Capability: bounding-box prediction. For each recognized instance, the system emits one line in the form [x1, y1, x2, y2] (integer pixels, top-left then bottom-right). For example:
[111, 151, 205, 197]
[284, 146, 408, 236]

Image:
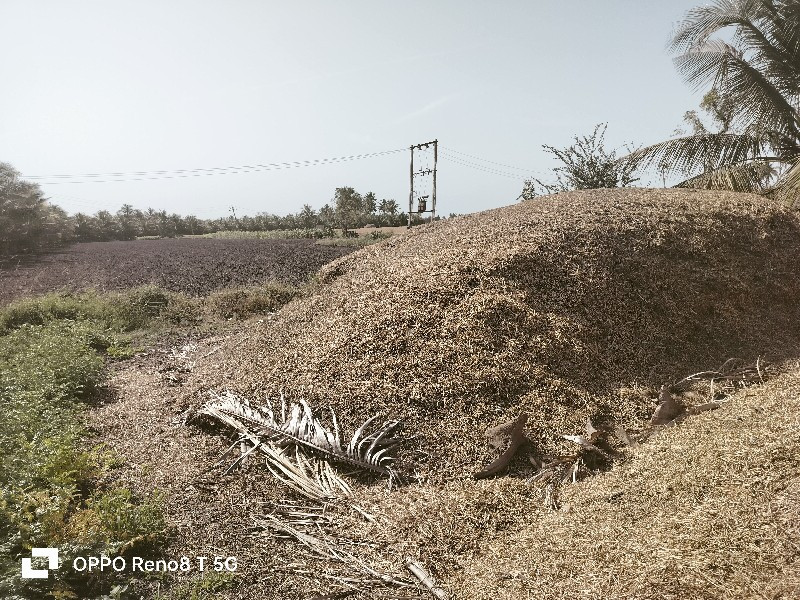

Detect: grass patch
[0, 282, 303, 597]
[0, 285, 199, 334]
[206, 283, 301, 319]
[154, 572, 238, 600]
[194, 228, 333, 240]
[0, 320, 166, 599]
[0, 282, 302, 335]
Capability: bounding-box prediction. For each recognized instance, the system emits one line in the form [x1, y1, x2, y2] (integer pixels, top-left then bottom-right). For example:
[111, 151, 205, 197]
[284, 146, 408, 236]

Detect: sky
[1, 1, 706, 219]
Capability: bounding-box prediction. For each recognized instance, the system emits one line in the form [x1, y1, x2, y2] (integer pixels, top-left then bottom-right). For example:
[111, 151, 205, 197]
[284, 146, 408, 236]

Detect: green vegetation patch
[0, 285, 198, 334]
[154, 571, 238, 600]
[0, 320, 165, 599]
[1, 282, 302, 334]
[197, 228, 332, 240]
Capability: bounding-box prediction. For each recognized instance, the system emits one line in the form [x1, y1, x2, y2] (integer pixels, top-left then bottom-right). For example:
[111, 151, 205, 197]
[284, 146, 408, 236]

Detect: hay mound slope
[441, 360, 800, 599]
[201, 188, 800, 476]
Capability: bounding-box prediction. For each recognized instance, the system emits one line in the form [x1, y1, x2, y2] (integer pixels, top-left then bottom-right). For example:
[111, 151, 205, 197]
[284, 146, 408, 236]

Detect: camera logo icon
[21, 548, 59, 579]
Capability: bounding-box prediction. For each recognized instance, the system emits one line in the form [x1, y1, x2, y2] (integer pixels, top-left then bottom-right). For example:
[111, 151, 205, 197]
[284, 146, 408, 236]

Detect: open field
[4, 189, 800, 600]
[0, 238, 355, 305]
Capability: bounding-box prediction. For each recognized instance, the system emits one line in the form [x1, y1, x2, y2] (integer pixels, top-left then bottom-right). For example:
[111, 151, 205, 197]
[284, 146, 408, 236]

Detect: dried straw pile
[353, 360, 800, 599]
[200, 188, 800, 477]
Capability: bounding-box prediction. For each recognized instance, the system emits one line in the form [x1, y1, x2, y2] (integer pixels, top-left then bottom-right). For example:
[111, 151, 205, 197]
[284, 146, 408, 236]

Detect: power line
[440, 146, 545, 174]
[23, 148, 406, 185]
[439, 153, 530, 179]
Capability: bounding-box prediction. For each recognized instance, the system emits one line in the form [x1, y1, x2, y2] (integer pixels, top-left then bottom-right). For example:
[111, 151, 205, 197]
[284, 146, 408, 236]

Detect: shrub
[0, 286, 198, 334]
[207, 283, 300, 319]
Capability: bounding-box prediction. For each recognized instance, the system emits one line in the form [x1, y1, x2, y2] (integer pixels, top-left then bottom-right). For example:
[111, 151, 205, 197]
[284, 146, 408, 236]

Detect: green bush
[0, 286, 199, 334]
[0, 292, 109, 331]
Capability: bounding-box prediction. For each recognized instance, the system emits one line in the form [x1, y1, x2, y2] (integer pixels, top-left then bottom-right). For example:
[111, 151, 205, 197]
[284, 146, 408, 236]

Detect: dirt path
[86, 336, 293, 599]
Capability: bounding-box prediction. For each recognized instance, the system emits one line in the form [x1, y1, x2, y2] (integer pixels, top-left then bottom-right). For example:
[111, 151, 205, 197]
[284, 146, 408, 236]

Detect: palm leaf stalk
[202, 391, 403, 497]
[628, 0, 800, 202]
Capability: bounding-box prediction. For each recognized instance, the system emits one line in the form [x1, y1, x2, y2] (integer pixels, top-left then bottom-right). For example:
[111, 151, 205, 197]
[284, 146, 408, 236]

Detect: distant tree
[680, 88, 737, 137]
[116, 204, 139, 240]
[523, 124, 638, 197]
[362, 192, 377, 215]
[184, 215, 203, 235]
[377, 198, 401, 225]
[94, 210, 120, 241]
[44, 204, 73, 247]
[73, 213, 99, 242]
[141, 208, 159, 236]
[0, 162, 72, 254]
[298, 204, 317, 228]
[156, 210, 176, 238]
[333, 187, 363, 233]
[170, 213, 187, 235]
[318, 203, 336, 230]
[379, 198, 399, 215]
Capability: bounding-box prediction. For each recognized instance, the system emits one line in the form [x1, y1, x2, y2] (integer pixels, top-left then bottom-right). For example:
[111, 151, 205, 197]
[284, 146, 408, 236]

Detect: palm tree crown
[629, 0, 800, 201]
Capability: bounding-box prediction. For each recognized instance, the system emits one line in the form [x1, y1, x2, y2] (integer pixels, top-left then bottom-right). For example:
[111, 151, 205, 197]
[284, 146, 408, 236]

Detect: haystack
[198, 188, 800, 478]
[352, 360, 800, 599]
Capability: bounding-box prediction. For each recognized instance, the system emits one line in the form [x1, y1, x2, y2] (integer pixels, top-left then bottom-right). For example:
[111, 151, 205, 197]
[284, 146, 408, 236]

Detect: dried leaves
[479, 356, 775, 508]
[259, 506, 426, 598]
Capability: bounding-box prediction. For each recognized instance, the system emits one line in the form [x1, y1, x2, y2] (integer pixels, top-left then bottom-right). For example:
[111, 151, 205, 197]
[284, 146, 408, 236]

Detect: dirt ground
[85, 333, 291, 599]
[0, 238, 355, 305]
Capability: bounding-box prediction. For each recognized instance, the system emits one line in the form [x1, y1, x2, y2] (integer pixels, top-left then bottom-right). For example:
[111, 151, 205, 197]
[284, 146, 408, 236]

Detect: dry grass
[195, 188, 800, 478]
[438, 361, 800, 599]
[178, 188, 800, 598]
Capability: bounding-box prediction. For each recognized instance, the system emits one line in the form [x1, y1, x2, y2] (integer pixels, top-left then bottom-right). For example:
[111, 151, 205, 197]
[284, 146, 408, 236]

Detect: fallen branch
[474, 412, 528, 479]
[405, 558, 448, 599]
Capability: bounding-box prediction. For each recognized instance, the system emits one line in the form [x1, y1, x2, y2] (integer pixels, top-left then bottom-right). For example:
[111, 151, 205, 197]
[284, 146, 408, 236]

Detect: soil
[0, 238, 356, 305]
[86, 333, 297, 599]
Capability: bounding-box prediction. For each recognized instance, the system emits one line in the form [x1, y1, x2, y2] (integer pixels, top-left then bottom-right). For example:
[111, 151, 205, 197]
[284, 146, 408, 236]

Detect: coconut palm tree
[629, 0, 800, 202]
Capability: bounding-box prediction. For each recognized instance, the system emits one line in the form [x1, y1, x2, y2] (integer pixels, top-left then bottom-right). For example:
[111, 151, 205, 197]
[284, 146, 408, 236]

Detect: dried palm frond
[202, 391, 403, 484]
[262, 444, 349, 501]
[212, 430, 344, 501]
[258, 514, 417, 592]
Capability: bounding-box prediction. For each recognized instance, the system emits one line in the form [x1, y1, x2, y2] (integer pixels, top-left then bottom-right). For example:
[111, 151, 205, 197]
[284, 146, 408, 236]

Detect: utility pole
[408, 139, 437, 228]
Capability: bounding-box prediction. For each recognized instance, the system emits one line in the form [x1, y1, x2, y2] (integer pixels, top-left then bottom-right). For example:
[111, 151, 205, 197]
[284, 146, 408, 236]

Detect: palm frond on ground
[201, 391, 403, 499]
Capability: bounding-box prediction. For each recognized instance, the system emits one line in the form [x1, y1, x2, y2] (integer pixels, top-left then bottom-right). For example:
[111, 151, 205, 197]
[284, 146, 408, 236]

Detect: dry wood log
[474, 412, 528, 479]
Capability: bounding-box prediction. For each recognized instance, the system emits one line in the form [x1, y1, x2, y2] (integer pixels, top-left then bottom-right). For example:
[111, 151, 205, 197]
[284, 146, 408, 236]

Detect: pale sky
[2, 1, 704, 219]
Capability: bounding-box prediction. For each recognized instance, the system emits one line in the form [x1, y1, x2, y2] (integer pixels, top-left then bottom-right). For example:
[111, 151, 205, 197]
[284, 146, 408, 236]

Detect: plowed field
[0, 238, 355, 304]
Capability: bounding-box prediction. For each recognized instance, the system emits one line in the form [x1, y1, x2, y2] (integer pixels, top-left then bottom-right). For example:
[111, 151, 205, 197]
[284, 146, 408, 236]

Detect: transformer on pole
[408, 139, 438, 228]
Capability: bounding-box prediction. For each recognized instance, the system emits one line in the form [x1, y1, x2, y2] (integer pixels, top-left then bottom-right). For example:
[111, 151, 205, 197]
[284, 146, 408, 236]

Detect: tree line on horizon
[0, 166, 420, 256]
